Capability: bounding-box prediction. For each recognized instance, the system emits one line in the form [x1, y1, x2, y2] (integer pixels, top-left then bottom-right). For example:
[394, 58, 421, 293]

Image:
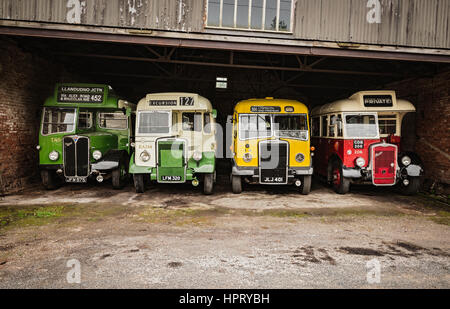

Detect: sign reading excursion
[149, 100, 178, 106]
[363, 95, 394, 107]
[57, 86, 105, 103]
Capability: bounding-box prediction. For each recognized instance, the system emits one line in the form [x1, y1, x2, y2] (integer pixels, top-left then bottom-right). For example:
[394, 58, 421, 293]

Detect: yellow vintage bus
[230, 98, 313, 194]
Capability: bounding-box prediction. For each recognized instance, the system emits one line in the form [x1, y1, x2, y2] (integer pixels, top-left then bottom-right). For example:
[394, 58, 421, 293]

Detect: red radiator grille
[372, 145, 397, 186]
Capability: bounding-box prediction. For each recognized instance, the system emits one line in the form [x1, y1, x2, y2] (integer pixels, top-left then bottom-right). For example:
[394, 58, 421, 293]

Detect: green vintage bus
[130, 93, 217, 195]
[38, 84, 136, 189]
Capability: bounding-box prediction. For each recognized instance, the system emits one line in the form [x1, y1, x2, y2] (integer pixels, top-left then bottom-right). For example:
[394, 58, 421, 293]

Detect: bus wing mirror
[212, 109, 218, 119]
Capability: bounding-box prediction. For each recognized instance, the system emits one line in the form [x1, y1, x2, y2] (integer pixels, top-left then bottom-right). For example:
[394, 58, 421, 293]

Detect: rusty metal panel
[292, 0, 449, 48]
[0, 0, 448, 48]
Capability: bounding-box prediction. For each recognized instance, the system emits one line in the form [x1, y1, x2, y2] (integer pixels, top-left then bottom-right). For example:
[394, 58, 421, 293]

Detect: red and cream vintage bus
[311, 91, 423, 195]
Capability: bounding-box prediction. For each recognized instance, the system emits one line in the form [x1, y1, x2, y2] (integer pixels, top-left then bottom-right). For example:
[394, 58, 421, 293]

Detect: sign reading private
[363, 95, 393, 107]
[58, 86, 105, 103]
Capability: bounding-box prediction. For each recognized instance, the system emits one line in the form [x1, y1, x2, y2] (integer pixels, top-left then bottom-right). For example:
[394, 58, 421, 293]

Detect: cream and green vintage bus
[129, 93, 217, 194]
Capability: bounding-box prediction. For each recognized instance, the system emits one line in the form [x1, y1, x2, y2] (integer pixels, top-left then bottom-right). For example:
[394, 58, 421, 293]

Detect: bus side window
[172, 112, 178, 132]
[337, 115, 343, 137]
[182, 113, 202, 132]
[321, 116, 328, 137]
[312, 117, 320, 137]
[329, 115, 336, 137]
[79, 111, 93, 130]
[204, 113, 211, 134]
[378, 114, 397, 135]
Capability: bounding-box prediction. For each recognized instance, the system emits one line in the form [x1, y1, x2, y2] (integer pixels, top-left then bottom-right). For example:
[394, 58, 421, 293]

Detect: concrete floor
[0, 178, 448, 289]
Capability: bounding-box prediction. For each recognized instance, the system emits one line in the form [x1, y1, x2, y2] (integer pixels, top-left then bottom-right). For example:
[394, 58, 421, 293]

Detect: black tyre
[332, 160, 350, 194]
[41, 170, 59, 190]
[112, 164, 127, 190]
[203, 173, 214, 195]
[133, 174, 145, 193]
[400, 177, 421, 196]
[301, 175, 312, 195]
[231, 175, 242, 194]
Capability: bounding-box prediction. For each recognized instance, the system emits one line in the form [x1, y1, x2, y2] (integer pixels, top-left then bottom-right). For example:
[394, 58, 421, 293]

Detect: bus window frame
[311, 116, 321, 138]
[273, 113, 309, 141]
[329, 114, 337, 138]
[77, 110, 94, 131]
[97, 111, 129, 131]
[238, 113, 273, 141]
[321, 115, 328, 138]
[182, 112, 203, 133]
[137, 110, 172, 136]
[343, 112, 380, 140]
[378, 113, 398, 136]
[41, 107, 77, 137]
[203, 112, 213, 135]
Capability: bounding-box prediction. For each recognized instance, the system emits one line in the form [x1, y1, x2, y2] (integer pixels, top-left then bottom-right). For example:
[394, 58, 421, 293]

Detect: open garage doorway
[0, 34, 449, 194]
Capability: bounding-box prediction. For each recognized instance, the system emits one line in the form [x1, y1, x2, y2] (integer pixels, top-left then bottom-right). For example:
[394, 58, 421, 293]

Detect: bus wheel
[301, 175, 312, 195]
[231, 175, 242, 194]
[133, 174, 145, 193]
[41, 170, 58, 190]
[112, 164, 126, 190]
[203, 173, 214, 195]
[332, 161, 350, 194]
[400, 177, 421, 196]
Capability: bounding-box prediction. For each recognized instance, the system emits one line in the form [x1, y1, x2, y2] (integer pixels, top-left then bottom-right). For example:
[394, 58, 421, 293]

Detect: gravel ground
[0, 179, 448, 289]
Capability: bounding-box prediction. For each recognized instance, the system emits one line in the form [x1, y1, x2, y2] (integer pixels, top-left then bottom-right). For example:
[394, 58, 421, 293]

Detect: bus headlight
[93, 150, 102, 160]
[243, 153, 252, 163]
[49, 151, 59, 161]
[140, 151, 150, 162]
[295, 153, 305, 163]
[193, 151, 203, 162]
[356, 157, 366, 168]
[401, 156, 412, 167]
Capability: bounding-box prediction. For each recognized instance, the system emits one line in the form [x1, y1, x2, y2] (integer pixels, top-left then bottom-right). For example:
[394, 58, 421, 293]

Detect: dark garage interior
[0, 35, 449, 194]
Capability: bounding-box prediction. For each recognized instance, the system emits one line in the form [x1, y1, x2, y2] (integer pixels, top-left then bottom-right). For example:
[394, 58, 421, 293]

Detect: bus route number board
[58, 86, 104, 103]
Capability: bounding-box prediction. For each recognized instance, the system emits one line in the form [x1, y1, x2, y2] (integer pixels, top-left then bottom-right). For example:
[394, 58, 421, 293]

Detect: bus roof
[234, 98, 309, 114]
[43, 83, 135, 110]
[311, 91, 416, 116]
[137, 93, 213, 111]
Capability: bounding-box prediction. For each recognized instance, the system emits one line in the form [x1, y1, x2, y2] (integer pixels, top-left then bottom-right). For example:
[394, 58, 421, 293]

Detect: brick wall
[388, 70, 450, 185]
[0, 38, 77, 195]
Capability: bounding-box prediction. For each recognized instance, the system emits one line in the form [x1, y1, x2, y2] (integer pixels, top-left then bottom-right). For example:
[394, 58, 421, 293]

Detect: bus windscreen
[138, 112, 170, 134]
[239, 114, 272, 140]
[345, 114, 378, 138]
[273, 115, 308, 140]
[42, 107, 76, 135]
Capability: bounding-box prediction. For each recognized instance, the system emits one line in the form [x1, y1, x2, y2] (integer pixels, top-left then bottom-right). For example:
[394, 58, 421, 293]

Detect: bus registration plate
[66, 176, 88, 183]
[161, 176, 182, 182]
[262, 176, 286, 184]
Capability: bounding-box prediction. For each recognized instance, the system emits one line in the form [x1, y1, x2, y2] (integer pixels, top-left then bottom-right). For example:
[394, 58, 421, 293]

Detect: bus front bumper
[232, 165, 313, 177]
